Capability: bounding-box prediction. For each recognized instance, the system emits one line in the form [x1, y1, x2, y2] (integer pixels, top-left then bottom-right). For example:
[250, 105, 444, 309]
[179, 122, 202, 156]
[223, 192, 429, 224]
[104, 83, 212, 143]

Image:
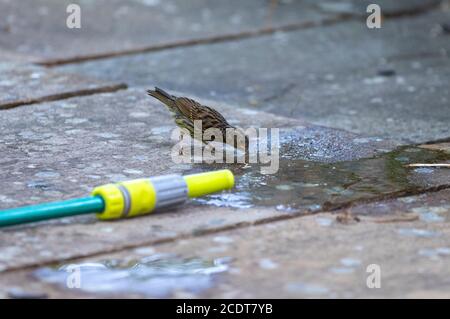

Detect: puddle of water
[33, 254, 229, 298]
[192, 135, 450, 212]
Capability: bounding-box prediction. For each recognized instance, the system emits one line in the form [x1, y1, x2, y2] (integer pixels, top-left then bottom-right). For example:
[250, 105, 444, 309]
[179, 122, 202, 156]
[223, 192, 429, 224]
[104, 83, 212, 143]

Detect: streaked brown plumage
[147, 87, 248, 151]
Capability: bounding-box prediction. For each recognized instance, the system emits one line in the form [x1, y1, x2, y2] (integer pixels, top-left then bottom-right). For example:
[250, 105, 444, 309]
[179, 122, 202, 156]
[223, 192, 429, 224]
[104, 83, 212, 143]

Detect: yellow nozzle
[183, 169, 234, 198]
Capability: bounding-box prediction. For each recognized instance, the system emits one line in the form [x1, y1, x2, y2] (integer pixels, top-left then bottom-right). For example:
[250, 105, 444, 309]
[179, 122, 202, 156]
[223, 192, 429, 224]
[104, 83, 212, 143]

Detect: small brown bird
[147, 87, 248, 152]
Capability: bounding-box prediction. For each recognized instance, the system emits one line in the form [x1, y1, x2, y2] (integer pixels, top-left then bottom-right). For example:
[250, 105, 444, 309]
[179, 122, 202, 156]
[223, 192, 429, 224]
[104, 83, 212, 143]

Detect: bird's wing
[174, 97, 230, 129]
[200, 105, 230, 126]
[173, 97, 197, 121]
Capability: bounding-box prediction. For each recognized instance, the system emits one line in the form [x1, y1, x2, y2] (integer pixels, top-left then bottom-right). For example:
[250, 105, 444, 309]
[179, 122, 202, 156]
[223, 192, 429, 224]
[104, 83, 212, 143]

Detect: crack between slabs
[0, 83, 128, 110]
[35, 0, 444, 67]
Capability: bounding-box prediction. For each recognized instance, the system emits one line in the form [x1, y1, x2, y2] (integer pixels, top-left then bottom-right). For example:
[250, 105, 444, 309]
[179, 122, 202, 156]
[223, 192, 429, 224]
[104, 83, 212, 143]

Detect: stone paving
[57, 8, 450, 143]
[0, 63, 126, 109]
[0, 0, 449, 298]
[2, 0, 439, 63]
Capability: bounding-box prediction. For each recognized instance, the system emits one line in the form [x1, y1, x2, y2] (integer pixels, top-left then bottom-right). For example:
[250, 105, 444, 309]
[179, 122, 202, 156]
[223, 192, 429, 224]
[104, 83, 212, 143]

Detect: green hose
[0, 196, 104, 227]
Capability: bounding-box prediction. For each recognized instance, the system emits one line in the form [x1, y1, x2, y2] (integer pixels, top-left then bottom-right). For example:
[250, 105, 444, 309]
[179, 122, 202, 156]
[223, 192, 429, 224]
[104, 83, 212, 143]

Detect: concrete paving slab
[0, 63, 127, 109]
[57, 9, 450, 143]
[1, 0, 441, 64]
[0, 0, 334, 63]
[1, 189, 449, 298]
[298, 57, 450, 144]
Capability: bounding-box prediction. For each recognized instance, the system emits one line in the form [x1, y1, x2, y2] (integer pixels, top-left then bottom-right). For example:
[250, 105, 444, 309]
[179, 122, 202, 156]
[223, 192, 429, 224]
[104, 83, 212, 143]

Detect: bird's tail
[147, 87, 176, 108]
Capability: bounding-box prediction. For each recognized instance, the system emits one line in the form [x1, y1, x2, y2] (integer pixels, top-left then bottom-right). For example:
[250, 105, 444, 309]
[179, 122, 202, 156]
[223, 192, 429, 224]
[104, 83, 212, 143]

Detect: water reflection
[34, 254, 230, 298]
[192, 132, 450, 212]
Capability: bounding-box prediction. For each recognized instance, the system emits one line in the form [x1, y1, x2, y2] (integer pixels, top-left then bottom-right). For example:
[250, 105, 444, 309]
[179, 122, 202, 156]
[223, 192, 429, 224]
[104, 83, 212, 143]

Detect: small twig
[406, 163, 450, 168]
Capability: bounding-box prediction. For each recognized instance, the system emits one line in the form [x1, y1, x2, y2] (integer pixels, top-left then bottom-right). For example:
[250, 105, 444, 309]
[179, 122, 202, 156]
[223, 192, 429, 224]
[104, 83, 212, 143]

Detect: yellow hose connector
[92, 169, 234, 220]
[120, 179, 157, 218]
[91, 184, 125, 220]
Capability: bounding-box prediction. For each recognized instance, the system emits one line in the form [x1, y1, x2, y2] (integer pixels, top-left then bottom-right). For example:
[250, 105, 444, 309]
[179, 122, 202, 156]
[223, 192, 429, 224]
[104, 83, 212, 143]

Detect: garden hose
[0, 169, 234, 227]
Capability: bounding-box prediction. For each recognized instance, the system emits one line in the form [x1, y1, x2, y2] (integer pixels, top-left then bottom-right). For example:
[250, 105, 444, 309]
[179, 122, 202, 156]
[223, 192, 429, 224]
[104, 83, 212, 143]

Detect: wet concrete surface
[57, 8, 450, 143]
[0, 0, 450, 299]
[193, 145, 450, 211]
[1, 189, 449, 298]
